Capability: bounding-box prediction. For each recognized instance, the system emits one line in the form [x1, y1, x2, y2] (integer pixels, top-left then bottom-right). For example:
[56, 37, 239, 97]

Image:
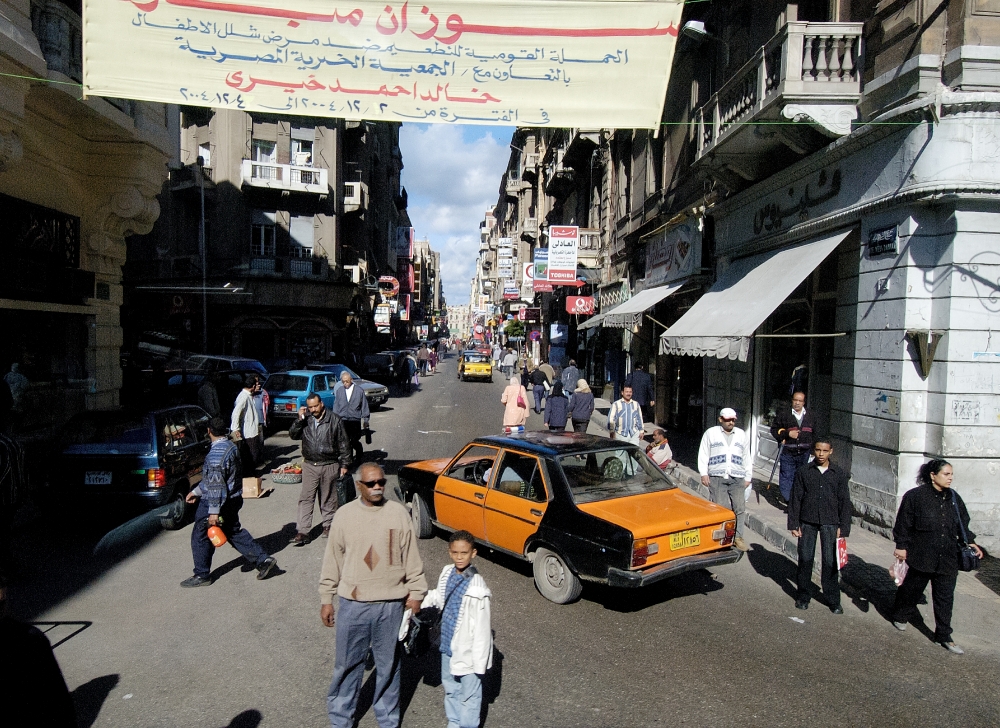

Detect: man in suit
[333, 370, 370, 462]
[624, 364, 655, 424]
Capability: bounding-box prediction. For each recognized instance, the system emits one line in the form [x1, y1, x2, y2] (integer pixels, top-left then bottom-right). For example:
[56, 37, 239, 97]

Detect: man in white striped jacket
[698, 407, 752, 552]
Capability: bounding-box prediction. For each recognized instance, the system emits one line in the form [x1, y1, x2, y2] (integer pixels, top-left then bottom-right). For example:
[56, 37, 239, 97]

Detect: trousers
[441, 652, 483, 728]
[298, 462, 340, 533]
[571, 420, 589, 433]
[796, 522, 841, 607]
[892, 566, 957, 642]
[327, 597, 404, 728]
[532, 385, 545, 413]
[190, 497, 268, 579]
[708, 476, 746, 538]
[779, 448, 810, 501]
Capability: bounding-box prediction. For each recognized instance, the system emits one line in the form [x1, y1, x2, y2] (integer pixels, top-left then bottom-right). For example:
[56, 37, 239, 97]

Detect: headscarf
[550, 381, 565, 398]
[575, 379, 591, 393]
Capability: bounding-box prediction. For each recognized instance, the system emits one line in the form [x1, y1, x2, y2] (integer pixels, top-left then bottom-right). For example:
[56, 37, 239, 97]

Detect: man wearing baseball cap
[698, 407, 753, 552]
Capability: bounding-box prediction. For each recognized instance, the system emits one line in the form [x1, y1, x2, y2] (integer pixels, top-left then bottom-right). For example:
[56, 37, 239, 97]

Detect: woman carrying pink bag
[500, 376, 529, 430]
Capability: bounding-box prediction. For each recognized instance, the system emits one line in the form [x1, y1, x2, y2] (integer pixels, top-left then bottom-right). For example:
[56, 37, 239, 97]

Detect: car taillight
[147, 468, 167, 488]
[632, 538, 649, 568]
[285, 403, 295, 411]
[712, 520, 737, 545]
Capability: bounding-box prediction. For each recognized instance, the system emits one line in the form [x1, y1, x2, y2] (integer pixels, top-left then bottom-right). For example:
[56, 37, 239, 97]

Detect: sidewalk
[666, 457, 1000, 654]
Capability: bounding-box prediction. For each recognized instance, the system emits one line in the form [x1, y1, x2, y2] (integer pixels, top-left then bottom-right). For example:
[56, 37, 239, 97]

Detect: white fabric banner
[83, 0, 682, 127]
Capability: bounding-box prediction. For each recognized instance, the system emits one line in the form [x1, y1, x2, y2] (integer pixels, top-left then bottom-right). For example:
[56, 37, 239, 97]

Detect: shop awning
[578, 311, 609, 330]
[659, 230, 851, 361]
[603, 283, 684, 328]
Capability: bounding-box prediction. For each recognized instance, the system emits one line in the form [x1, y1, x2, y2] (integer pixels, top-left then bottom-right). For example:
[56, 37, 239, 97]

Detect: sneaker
[892, 621, 908, 631]
[941, 641, 964, 655]
[734, 537, 750, 552]
[256, 556, 277, 580]
[292, 532, 309, 547]
[180, 575, 211, 588]
[321, 526, 330, 539]
[795, 599, 809, 610]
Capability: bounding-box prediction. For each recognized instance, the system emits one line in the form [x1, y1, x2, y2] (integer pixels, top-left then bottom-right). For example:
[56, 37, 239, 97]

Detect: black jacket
[529, 369, 549, 386]
[787, 461, 852, 535]
[288, 409, 352, 468]
[567, 391, 595, 422]
[544, 395, 569, 428]
[623, 369, 653, 406]
[770, 408, 818, 451]
[893, 484, 976, 575]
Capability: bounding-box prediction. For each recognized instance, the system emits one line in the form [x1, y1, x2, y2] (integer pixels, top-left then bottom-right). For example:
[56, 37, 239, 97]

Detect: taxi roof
[473, 432, 629, 457]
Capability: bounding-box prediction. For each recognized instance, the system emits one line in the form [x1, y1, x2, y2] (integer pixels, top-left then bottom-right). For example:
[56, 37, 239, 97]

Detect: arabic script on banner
[83, 0, 682, 127]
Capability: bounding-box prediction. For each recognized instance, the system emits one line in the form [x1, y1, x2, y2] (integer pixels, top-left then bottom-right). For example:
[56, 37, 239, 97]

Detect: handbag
[516, 393, 527, 408]
[401, 567, 476, 656]
[951, 490, 980, 572]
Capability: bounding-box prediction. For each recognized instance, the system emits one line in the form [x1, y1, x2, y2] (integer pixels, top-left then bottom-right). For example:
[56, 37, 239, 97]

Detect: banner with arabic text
[83, 0, 683, 127]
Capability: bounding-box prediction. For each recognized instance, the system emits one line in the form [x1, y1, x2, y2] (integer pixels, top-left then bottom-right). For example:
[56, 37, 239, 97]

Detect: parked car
[264, 370, 338, 430]
[399, 432, 741, 604]
[359, 353, 397, 385]
[305, 364, 390, 409]
[457, 350, 493, 382]
[185, 355, 268, 376]
[49, 406, 212, 529]
[167, 368, 260, 414]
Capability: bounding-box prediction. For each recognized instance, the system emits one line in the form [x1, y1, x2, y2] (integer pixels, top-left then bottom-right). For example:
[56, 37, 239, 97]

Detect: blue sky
[399, 123, 513, 305]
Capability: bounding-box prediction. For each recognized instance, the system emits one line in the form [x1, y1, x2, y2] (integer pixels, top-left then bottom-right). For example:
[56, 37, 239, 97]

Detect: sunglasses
[358, 478, 388, 487]
[721, 418, 737, 423]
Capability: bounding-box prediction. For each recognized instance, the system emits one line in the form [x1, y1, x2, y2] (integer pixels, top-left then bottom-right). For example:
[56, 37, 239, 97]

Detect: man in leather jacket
[289, 393, 352, 546]
[770, 391, 818, 502]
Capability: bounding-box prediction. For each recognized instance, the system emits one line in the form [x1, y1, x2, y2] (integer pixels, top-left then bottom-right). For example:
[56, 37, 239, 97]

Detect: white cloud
[400, 124, 511, 305]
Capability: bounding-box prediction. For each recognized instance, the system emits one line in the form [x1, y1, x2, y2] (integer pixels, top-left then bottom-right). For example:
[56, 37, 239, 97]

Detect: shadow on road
[224, 709, 263, 728]
[746, 542, 798, 601]
[975, 553, 999, 597]
[72, 673, 120, 728]
[587, 568, 724, 612]
[210, 522, 298, 582]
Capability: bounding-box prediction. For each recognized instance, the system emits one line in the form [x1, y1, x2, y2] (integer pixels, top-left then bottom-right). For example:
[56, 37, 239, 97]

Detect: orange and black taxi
[400, 432, 742, 603]
[456, 350, 493, 382]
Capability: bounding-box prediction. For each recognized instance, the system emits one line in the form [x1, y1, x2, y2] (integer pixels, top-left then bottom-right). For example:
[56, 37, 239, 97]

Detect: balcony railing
[240, 159, 329, 194]
[694, 21, 863, 163]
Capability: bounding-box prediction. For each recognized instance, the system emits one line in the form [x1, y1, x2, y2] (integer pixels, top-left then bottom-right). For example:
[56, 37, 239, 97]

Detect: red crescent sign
[378, 276, 400, 297]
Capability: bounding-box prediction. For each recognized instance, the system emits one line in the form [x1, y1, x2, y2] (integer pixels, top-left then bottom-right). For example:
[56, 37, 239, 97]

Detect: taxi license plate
[669, 528, 700, 551]
[85, 471, 113, 486]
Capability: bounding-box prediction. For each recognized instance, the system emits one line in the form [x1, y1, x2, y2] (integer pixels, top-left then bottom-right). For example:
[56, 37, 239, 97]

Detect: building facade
[492, 0, 1000, 549]
[0, 0, 174, 437]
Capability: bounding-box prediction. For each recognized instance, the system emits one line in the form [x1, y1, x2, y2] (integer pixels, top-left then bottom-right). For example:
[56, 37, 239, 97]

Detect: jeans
[190, 497, 268, 579]
[327, 598, 404, 728]
[892, 566, 958, 642]
[708, 477, 746, 538]
[297, 462, 340, 533]
[532, 385, 545, 413]
[796, 522, 840, 607]
[779, 448, 809, 501]
[441, 652, 482, 728]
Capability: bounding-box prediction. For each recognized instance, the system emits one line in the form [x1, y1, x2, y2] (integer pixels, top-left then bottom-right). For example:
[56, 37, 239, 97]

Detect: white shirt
[231, 389, 260, 438]
[792, 408, 806, 425]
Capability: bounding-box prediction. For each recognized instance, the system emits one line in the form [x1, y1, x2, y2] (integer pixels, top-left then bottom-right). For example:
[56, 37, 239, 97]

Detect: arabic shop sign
[751, 168, 842, 237]
[547, 226, 578, 282]
[566, 295, 595, 314]
[867, 224, 898, 256]
[532, 250, 553, 292]
[378, 275, 400, 297]
[643, 218, 699, 287]
[83, 0, 683, 128]
[396, 227, 414, 258]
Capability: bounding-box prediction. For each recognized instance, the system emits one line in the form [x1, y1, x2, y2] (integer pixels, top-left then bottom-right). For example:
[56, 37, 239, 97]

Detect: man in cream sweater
[319, 463, 427, 728]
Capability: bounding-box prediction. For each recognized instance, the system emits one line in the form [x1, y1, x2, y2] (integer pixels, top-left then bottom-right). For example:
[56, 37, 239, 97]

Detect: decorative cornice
[89, 186, 161, 260]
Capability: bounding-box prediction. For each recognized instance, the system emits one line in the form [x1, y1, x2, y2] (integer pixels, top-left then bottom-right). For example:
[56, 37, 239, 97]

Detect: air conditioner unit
[343, 181, 369, 213]
[344, 265, 362, 283]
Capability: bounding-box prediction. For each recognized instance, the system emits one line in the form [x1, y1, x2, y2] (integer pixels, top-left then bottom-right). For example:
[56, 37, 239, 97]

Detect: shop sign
[868, 224, 898, 256]
[566, 296, 595, 315]
[378, 275, 399, 297]
[547, 226, 579, 282]
[533, 250, 553, 291]
[395, 227, 414, 259]
[374, 303, 392, 333]
[643, 219, 699, 287]
[550, 323, 569, 344]
[398, 294, 411, 321]
[503, 283, 520, 300]
[523, 307, 541, 322]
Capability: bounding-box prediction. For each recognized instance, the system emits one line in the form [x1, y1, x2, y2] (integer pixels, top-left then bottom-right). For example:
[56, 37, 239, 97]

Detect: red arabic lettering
[156, 0, 364, 25]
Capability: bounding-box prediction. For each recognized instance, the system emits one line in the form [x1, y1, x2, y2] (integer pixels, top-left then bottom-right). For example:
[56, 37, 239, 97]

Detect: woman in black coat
[891, 459, 983, 654]
[543, 381, 569, 431]
[567, 379, 595, 433]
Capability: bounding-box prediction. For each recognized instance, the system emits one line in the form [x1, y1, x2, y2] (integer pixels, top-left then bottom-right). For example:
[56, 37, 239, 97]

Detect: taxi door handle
[474, 492, 485, 500]
[530, 509, 543, 517]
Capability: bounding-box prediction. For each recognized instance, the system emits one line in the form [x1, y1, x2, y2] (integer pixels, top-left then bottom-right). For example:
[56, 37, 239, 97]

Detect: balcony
[521, 217, 538, 243]
[563, 130, 601, 170]
[240, 159, 329, 194]
[343, 181, 369, 213]
[505, 171, 528, 199]
[693, 21, 863, 185]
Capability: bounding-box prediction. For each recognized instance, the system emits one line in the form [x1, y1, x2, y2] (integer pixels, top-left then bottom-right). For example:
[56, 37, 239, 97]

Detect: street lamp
[195, 157, 208, 354]
[681, 20, 729, 66]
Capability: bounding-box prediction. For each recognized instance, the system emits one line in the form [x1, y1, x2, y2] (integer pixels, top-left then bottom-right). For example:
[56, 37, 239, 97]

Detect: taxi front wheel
[533, 547, 582, 604]
[410, 493, 433, 538]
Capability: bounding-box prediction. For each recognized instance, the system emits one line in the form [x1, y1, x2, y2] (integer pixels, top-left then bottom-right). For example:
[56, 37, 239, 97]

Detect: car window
[447, 445, 500, 485]
[264, 374, 309, 392]
[160, 411, 194, 452]
[184, 408, 211, 443]
[559, 447, 676, 504]
[234, 360, 266, 374]
[465, 354, 489, 363]
[63, 414, 153, 449]
[310, 374, 327, 391]
[491, 451, 546, 502]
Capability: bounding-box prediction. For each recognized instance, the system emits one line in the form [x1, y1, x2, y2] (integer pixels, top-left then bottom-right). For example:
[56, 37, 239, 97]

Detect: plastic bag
[836, 537, 849, 570]
[890, 557, 908, 586]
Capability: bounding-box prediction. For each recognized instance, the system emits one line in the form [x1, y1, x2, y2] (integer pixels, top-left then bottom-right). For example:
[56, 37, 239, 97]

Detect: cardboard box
[242, 476, 264, 498]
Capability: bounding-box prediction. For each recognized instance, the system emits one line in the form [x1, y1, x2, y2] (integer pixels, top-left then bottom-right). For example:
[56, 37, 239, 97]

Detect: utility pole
[198, 159, 208, 354]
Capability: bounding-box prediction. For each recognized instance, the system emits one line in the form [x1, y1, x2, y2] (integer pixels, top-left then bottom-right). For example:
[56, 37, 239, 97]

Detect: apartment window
[252, 139, 276, 163]
[251, 211, 276, 257]
[198, 143, 211, 168]
[291, 138, 313, 166]
[289, 215, 314, 258]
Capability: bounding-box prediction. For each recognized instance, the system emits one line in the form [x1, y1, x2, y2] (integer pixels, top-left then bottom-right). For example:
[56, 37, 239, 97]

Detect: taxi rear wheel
[410, 493, 433, 538]
[533, 547, 582, 604]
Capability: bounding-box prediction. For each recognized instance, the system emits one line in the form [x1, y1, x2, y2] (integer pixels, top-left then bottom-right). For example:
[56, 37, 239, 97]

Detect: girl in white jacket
[421, 530, 493, 728]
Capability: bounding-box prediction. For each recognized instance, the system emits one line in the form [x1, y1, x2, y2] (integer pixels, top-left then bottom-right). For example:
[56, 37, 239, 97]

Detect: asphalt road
[8, 358, 999, 727]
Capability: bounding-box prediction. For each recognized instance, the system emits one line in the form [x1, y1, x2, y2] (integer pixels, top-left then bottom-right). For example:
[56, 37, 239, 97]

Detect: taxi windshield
[558, 447, 675, 504]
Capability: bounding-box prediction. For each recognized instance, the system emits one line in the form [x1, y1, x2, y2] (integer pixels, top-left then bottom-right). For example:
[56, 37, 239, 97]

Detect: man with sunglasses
[698, 407, 753, 552]
[319, 463, 427, 728]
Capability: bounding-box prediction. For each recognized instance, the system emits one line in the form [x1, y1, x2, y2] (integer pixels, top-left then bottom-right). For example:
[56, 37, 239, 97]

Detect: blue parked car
[264, 370, 338, 430]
